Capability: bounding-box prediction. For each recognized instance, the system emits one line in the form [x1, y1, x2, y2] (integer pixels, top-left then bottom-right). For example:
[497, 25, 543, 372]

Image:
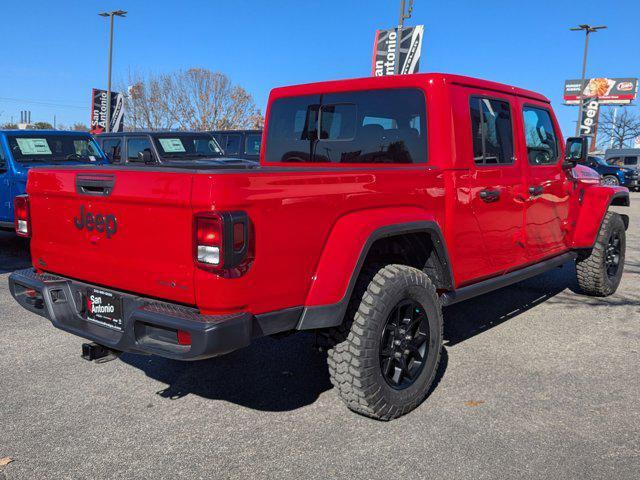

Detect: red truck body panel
[25, 73, 627, 321]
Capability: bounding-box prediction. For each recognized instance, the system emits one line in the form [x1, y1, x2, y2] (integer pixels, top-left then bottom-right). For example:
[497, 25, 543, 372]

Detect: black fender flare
[296, 221, 453, 330]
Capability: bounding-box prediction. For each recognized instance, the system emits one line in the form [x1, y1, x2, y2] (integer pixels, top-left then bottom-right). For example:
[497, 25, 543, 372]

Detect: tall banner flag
[90, 88, 125, 134]
[579, 97, 600, 151]
[372, 25, 424, 76]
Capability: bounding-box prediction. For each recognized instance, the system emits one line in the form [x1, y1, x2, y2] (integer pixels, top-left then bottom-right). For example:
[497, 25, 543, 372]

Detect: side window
[127, 137, 152, 162]
[0, 143, 6, 172]
[607, 156, 620, 166]
[624, 156, 638, 166]
[215, 134, 227, 152]
[224, 134, 242, 155]
[245, 134, 262, 155]
[522, 106, 558, 165]
[470, 97, 514, 165]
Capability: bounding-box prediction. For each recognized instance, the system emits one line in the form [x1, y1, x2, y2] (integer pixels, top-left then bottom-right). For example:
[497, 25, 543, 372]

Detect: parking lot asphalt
[0, 194, 638, 480]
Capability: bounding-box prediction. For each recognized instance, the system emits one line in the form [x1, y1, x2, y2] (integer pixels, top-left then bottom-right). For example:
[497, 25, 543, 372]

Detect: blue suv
[584, 155, 639, 189]
[0, 130, 107, 231]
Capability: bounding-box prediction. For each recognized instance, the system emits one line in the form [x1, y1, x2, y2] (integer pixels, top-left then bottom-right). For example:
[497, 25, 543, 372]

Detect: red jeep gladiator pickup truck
[9, 74, 630, 420]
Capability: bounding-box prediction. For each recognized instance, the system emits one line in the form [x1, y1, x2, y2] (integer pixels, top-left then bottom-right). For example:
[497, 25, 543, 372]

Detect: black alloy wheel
[605, 230, 622, 279]
[379, 299, 430, 390]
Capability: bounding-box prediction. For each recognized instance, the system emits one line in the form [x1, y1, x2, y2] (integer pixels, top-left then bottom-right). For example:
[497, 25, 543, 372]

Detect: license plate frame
[86, 288, 124, 331]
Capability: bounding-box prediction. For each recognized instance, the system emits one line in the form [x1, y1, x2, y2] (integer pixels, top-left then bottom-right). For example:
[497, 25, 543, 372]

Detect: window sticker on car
[159, 138, 186, 153]
[16, 138, 52, 155]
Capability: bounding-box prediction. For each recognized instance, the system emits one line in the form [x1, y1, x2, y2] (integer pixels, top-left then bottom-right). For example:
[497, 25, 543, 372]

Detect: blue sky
[1, 0, 638, 138]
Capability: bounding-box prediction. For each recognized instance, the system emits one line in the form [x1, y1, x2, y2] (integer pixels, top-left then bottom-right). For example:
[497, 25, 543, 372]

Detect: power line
[0, 96, 86, 110]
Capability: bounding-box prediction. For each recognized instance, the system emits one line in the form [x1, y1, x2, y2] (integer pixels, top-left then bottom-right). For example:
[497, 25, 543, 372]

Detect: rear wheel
[602, 175, 620, 186]
[576, 212, 626, 296]
[327, 264, 443, 420]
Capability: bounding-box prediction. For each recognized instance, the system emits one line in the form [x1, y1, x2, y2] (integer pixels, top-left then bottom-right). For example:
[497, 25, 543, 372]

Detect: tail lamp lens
[196, 215, 222, 266]
[14, 195, 30, 237]
[194, 211, 251, 272]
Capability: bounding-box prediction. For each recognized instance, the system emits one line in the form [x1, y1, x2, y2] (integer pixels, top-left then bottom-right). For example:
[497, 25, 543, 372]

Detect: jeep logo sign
[579, 97, 600, 136]
[74, 205, 117, 238]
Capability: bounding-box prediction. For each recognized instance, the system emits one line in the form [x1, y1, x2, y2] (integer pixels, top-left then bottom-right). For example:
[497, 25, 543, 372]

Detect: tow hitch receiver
[81, 342, 121, 363]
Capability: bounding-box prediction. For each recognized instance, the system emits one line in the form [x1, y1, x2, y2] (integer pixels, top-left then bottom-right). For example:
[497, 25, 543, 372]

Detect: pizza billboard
[563, 78, 638, 105]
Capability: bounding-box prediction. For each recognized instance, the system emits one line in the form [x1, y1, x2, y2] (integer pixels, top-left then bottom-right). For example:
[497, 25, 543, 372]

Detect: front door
[466, 93, 528, 274]
[518, 101, 571, 260]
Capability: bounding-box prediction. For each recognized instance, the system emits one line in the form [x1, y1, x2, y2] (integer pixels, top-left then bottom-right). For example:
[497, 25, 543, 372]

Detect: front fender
[570, 185, 629, 249]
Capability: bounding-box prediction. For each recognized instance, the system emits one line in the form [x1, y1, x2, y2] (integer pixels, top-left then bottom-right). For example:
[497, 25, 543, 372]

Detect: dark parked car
[585, 155, 639, 189]
[211, 130, 262, 162]
[95, 131, 257, 168]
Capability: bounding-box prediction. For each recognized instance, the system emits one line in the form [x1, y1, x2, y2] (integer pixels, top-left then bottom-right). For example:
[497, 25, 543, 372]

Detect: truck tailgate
[28, 168, 197, 305]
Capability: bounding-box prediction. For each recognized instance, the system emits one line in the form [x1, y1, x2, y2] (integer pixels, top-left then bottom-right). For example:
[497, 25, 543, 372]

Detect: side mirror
[137, 150, 156, 165]
[563, 137, 588, 169]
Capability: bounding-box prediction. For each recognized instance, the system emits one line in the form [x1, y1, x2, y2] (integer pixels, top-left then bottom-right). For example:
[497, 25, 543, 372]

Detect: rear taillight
[14, 195, 30, 237]
[196, 215, 223, 266]
[194, 211, 251, 274]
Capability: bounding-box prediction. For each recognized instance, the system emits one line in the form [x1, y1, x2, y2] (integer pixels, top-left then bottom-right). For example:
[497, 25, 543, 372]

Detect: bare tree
[122, 69, 260, 131]
[72, 122, 90, 131]
[598, 108, 640, 149]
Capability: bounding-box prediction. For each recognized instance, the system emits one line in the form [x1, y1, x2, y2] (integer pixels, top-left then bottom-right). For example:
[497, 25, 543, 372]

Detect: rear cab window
[265, 88, 427, 164]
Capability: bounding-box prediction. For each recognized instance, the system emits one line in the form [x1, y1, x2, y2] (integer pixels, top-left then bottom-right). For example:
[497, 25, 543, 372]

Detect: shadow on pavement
[121, 262, 587, 413]
[0, 231, 31, 274]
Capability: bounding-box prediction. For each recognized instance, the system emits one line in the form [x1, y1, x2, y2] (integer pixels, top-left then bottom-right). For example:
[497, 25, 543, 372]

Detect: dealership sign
[372, 25, 424, 76]
[90, 88, 124, 134]
[564, 78, 638, 105]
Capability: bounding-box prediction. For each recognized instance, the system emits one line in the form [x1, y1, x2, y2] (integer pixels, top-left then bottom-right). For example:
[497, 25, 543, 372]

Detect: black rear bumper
[8, 269, 259, 361]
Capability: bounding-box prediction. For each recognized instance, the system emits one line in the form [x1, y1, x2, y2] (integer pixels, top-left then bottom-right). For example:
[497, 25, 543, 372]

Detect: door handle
[528, 185, 544, 197]
[479, 188, 500, 203]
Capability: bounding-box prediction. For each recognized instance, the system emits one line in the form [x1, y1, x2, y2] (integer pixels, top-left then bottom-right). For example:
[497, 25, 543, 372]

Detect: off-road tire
[576, 212, 626, 296]
[326, 264, 443, 421]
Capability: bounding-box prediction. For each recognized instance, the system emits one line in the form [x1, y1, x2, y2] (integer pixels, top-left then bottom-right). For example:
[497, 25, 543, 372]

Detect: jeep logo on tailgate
[74, 205, 117, 238]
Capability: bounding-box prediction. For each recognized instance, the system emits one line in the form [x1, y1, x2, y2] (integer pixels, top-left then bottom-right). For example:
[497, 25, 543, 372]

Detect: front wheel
[576, 212, 626, 296]
[327, 264, 443, 420]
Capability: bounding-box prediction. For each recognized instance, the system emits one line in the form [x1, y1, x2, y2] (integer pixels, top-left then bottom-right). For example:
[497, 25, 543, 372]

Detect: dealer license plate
[86, 288, 123, 331]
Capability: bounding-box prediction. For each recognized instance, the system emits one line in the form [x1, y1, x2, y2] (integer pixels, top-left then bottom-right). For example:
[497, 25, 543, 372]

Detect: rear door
[465, 93, 528, 274]
[28, 168, 197, 304]
[518, 101, 571, 260]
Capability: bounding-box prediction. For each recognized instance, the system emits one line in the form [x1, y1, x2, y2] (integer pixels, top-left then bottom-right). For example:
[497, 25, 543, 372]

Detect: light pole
[394, 0, 414, 74]
[570, 24, 606, 136]
[98, 10, 127, 132]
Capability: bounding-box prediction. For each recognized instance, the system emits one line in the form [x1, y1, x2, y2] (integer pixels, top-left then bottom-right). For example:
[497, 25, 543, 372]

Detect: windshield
[7, 134, 104, 163]
[152, 133, 224, 160]
[590, 156, 608, 166]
